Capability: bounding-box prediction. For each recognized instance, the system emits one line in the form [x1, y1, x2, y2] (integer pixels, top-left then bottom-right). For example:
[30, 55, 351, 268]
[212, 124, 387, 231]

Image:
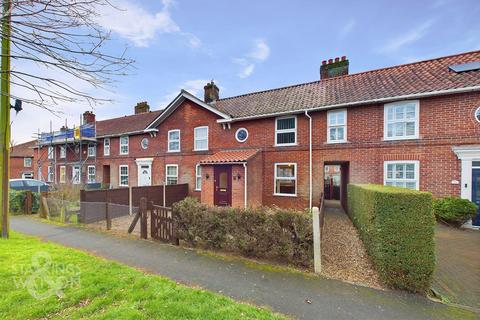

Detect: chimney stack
[320, 56, 349, 80]
[83, 111, 95, 125]
[135, 101, 150, 114]
[204, 81, 219, 103]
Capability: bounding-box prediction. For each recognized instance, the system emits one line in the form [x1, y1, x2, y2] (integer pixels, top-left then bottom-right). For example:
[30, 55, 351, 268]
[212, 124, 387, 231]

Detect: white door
[138, 164, 152, 186]
[72, 166, 81, 184]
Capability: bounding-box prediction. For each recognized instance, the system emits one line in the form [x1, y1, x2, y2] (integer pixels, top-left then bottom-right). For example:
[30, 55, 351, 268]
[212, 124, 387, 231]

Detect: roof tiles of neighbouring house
[213, 50, 480, 119]
[200, 149, 260, 164]
[96, 110, 163, 137]
[10, 140, 36, 157]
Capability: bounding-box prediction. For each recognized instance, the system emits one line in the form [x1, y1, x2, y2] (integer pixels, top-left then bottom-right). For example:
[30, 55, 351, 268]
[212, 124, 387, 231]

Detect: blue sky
[11, 0, 480, 142]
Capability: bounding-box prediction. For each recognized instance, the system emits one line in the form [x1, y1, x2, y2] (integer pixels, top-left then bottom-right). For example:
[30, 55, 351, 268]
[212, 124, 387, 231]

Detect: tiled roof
[200, 149, 260, 164]
[10, 140, 35, 157]
[96, 110, 163, 137]
[214, 51, 480, 119]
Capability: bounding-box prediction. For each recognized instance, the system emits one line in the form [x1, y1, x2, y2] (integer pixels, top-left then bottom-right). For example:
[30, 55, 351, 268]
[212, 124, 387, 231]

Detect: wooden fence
[79, 184, 188, 224]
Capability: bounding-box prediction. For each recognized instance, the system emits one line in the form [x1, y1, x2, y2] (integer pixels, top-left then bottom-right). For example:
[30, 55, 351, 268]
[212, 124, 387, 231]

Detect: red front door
[214, 165, 232, 206]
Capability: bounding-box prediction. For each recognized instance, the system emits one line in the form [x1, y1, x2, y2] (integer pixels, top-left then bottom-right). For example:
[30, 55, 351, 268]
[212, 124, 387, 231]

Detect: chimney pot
[322, 60, 327, 65]
[335, 57, 340, 62]
[204, 80, 219, 103]
[135, 101, 150, 114]
[341, 56, 346, 61]
[328, 59, 333, 64]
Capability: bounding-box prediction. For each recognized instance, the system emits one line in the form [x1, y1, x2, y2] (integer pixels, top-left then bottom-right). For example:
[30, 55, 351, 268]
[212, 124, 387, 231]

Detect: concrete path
[11, 216, 476, 320]
[433, 224, 480, 309]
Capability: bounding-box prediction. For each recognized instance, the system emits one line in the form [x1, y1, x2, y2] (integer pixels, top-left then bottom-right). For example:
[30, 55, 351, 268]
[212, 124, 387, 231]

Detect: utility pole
[0, 0, 11, 238]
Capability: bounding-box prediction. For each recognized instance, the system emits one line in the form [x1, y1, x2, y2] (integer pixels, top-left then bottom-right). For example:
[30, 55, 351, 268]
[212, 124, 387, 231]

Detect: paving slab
[11, 216, 477, 320]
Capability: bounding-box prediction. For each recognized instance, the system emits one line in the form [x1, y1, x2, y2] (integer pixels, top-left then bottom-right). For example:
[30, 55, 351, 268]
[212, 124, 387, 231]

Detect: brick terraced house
[10, 140, 36, 179]
[24, 51, 480, 225]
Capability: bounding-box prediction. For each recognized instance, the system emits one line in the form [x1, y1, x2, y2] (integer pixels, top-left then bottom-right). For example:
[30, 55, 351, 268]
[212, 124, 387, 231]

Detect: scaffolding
[35, 117, 97, 185]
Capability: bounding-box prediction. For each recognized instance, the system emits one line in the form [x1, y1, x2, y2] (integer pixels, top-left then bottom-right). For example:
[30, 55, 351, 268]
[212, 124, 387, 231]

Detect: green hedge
[433, 197, 477, 226]
[9, 190, 40, 214]
[173, 198, 313, 268]
[347, 184, 435, 293]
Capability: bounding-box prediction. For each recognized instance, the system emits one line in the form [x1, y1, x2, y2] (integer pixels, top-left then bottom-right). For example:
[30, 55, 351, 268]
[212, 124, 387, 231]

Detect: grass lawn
[0, 232, 285, 320]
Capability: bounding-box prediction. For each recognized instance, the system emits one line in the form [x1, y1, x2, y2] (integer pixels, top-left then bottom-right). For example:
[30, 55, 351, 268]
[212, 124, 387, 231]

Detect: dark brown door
[214, 165, 232, 206]
[103, 165, 110, 186]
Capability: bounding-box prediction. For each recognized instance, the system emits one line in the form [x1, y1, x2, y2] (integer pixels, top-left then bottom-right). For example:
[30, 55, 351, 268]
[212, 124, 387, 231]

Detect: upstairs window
[88, 143, 96, 157]
[327, 109, 347, 143]
[24, 157, 32, 167]
[275, 116, 297, 146]
[384, 161, 419, 190]
[194, 126, 208, 151]
[119, 136, 129, 155]
[104, 138, 110, 156]
[59, 145, 66, 159]
[384, 101, 419, 140]
[168, 130, 180, 152]
[166, 164, 178, 185]
[48, 146, 54, 159]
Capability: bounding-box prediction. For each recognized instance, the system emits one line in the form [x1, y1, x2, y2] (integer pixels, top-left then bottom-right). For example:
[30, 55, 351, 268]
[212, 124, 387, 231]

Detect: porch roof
[200, 149, 260, 164]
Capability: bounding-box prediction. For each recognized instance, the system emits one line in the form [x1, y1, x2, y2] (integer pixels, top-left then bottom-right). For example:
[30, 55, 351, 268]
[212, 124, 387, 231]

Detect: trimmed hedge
[9, 190, 40, 214]
[433, 197, 477, 226]
[173, 197, 313, 268]
[347, 184, 435, 293]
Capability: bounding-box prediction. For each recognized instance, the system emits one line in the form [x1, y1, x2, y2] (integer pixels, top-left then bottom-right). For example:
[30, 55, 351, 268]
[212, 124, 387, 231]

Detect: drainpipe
[243, 163, 248, 208]
[305, 110, 312, 211]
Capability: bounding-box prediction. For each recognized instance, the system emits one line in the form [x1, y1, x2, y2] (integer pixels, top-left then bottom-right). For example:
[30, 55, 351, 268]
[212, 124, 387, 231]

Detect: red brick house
[27, 51, 480, 224]
[10, 140, 36, 179]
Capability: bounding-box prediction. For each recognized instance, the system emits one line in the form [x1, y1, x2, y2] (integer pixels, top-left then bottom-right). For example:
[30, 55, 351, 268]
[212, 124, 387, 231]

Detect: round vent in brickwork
[141, 138, 149, 149]
[475, 107, 480, 123]
[235, 128, 249, 143]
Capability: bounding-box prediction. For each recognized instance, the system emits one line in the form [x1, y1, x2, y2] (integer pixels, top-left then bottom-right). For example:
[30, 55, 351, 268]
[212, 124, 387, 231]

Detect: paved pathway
[433, 224, 480, 310]
[11, 216, 476, 320]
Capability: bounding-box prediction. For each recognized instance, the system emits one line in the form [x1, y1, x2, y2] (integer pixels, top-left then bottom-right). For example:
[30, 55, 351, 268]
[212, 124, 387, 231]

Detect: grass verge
[0, 232, 285, 320]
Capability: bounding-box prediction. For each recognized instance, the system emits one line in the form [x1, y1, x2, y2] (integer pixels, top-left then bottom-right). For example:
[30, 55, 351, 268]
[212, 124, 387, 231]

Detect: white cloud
[247, 39, 270, 61]
[96, 0, 199, 48]
[339, 20, 356, 38]
[234, 39, 270, 78]
[379, 20, 435, 53]
[158, 79, 214, 108]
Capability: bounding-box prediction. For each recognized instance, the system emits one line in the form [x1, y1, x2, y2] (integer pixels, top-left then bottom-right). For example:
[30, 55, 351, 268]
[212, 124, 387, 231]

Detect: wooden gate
[150, 203, 179, 245]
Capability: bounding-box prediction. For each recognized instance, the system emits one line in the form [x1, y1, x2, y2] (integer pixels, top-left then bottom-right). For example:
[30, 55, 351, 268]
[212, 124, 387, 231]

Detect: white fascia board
[217, 86, 480, 124]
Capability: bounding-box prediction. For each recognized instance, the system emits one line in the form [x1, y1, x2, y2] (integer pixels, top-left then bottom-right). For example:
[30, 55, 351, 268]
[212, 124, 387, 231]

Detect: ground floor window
[22, 172, 34, 179]
[87, 166, 96, 183]
[47, 166, 54, 183]
[195, 164, 201, 190]
[274, 163, 297, 196]
[384, 160, 419, 190]
[119, 165, 128, 186]
[166, 164, 178, 185]
[59, 166, 66, 183]
[72, 165, 81, 184]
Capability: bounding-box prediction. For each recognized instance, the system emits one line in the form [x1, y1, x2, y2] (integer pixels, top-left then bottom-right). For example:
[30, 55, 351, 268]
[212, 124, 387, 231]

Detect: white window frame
[274, 163, 297, 197]
[275, 116, 297, 146]
[48, 146, 54, 159]
[24, 157, 32, 167]
[384, 100, 420, 141]
[59, 145, 66, 159]
[22, 172, 34, 179]
[88, 143, 96, 157]
[87, 165, 96, 183]
[383, 160, 420, 190]
[327, 109, 347, 143]
[165, 164, 178, 185]
[167, 129, 180, 152]
[194, 126, 209, 151]
[47, 166, 54, 183]
[195, 164, 202, 191]
[59, 166, 66, 184]
[119, 165, 129, 187]
[235, 128, 249, 143]
[104, 138, 110, 156]
[72, 165, 81, 184]
[119, 136, 129, 155]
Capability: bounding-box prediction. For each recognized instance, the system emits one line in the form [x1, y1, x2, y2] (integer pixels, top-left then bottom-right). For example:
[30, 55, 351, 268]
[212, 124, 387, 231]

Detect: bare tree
[3, 0, 134, 111]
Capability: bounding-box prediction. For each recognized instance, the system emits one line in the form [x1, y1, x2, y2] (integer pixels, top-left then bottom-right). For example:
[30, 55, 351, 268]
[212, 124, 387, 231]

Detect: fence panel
[151, 204, 178, 245]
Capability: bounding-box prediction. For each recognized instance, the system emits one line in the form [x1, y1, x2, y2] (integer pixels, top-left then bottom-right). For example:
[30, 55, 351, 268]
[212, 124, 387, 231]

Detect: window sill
[326, 140, 348, 144]
[119, 153, 129, 156]
[273, 193, 297, 197]
[274, 143, 298, 147]
[194, 189, 201, 192]
[193, 149, 209, 152]
[383, 136, 419, 142]
[167, 150, 180, 153]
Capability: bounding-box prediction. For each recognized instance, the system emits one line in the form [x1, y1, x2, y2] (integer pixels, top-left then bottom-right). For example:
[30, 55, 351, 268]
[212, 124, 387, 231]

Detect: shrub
[347, 184, 435, 293]
[9, 190, 40, 214]
[433, 197, 477, 226]
[173, 197, 313, 268]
